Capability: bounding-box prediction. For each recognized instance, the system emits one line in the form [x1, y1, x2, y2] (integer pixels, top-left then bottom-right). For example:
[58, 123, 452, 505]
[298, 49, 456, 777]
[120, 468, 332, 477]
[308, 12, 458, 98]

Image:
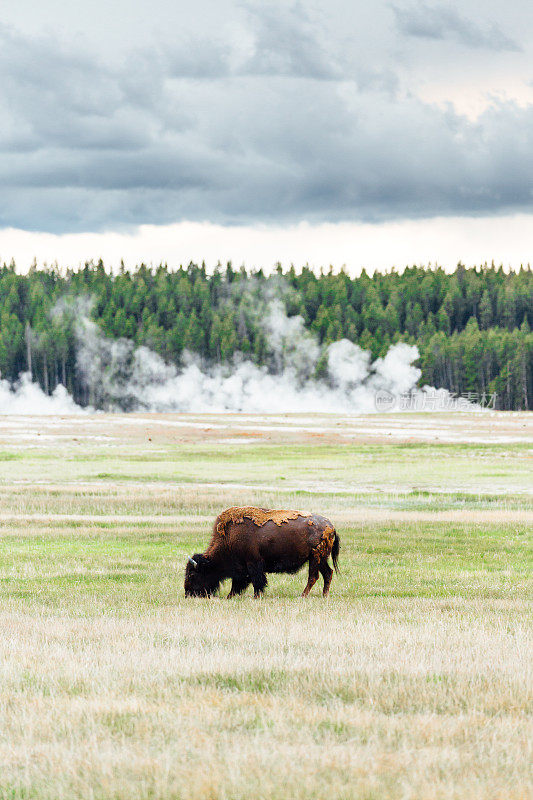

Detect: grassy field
[0, 412, 531, 799]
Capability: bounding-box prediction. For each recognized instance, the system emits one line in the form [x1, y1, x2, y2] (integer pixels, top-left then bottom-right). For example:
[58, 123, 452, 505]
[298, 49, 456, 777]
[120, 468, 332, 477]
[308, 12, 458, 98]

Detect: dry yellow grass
[1, 600, 531, 800]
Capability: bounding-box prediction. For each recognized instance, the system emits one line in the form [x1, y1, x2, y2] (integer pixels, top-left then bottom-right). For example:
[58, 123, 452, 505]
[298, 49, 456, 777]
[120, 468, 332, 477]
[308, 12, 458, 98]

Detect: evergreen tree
[0, 260, 530, 409]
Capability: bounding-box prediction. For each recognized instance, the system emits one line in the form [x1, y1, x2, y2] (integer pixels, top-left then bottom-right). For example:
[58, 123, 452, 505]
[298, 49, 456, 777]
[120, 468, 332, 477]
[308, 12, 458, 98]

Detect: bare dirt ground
[1, 408, 531, 446]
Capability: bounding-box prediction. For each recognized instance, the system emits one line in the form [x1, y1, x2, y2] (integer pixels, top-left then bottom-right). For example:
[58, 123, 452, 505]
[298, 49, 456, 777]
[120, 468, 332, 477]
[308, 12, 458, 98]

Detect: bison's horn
[188, 556, 198, 568]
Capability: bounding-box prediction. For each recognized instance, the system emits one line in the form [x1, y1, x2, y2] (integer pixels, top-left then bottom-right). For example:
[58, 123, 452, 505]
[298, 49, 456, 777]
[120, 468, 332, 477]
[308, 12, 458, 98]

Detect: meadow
[0, 411, 531, 800]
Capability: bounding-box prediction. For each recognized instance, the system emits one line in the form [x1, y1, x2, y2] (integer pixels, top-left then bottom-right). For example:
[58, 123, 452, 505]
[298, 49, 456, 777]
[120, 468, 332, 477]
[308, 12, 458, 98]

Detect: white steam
[0, 372, 83, 415]
[0, 296, 465, 414]
[120, 340, 421, 413]
[70, 299, 428, 413]
[262, 300, 320, 378]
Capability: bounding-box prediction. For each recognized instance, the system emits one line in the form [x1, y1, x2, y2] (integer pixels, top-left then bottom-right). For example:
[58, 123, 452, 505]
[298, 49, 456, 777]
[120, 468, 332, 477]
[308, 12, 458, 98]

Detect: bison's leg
[227, 575, 251, 598]
[302, 559, 319, 597]
[319, 560, 333, 597]
[247, 560, 267, 598]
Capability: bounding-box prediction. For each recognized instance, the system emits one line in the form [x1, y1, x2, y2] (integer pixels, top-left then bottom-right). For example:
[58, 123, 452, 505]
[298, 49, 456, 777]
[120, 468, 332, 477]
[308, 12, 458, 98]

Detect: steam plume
[0, 372, 83, 415]
[0, 295, 467, 414]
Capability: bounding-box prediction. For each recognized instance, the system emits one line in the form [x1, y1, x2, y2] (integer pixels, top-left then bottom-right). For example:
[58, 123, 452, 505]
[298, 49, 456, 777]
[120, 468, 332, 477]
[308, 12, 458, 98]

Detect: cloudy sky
[0, 0, 532, 272]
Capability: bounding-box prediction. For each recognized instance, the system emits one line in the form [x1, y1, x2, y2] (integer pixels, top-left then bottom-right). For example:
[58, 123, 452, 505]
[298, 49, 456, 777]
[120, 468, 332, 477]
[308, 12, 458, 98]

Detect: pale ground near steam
[0, 411, 531, 799]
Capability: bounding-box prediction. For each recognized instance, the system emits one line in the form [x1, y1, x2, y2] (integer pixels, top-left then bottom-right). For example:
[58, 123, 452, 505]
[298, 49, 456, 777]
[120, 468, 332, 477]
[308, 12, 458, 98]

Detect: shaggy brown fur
[215, 506, 301, 536]
[184, 506, 340, 598]
[312, 525, 336, 560]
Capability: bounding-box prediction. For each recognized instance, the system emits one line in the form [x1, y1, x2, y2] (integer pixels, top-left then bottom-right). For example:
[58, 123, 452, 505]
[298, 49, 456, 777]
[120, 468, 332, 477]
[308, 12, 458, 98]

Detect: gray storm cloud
[392, 3, 522, 51]
[0, 1, 530, 233]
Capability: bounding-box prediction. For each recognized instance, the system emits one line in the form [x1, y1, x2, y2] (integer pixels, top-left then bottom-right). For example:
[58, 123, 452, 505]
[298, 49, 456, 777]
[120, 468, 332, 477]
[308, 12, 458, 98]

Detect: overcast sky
[0, 0, 531, 272]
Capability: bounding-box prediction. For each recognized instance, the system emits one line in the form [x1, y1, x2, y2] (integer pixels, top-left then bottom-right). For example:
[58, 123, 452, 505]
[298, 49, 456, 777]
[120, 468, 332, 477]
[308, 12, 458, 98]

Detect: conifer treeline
[0, 261, 531, 409]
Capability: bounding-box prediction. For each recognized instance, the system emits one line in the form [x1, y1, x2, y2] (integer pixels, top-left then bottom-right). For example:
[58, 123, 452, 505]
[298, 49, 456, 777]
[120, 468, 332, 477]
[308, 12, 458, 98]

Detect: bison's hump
[215, 506, 302, 536]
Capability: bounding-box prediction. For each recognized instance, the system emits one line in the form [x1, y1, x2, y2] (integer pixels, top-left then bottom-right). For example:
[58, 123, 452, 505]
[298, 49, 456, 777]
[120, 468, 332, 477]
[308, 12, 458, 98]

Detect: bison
[184, 506, 339, 598]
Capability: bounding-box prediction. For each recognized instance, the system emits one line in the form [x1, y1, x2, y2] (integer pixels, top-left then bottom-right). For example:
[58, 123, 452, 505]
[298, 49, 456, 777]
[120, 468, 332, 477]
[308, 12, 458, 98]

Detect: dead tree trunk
[25, 323, 33, 378]
[43, 352, 49, 395]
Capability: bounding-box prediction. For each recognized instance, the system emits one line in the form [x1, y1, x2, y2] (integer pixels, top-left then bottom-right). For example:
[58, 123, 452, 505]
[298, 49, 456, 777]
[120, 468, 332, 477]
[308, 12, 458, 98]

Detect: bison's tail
[331, 530, 340, 573]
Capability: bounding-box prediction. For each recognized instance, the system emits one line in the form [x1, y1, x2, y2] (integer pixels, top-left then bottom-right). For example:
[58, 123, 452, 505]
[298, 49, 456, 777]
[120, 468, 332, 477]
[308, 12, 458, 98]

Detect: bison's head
[184, 554, 220, 597]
